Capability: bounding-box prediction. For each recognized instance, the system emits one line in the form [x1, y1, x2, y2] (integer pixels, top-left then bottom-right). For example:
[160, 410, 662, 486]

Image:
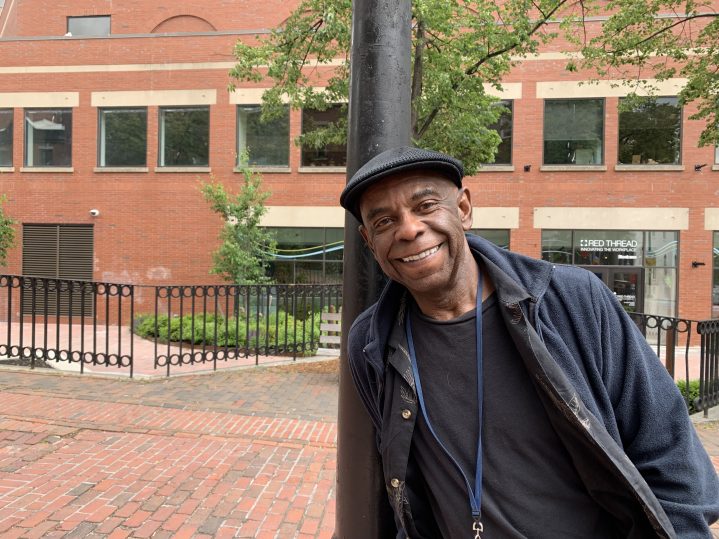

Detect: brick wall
[0, 0, 718, 321]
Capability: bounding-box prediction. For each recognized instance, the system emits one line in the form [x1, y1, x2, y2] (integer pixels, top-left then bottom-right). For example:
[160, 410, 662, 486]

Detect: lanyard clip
[472, 519, 483, 539]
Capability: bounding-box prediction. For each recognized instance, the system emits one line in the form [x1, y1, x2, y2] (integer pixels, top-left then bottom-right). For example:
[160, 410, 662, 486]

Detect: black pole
[335, 0, 412, 537]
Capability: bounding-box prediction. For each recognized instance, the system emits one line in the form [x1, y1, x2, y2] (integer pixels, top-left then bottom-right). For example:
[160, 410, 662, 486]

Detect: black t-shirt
[409, 294, 620, 538]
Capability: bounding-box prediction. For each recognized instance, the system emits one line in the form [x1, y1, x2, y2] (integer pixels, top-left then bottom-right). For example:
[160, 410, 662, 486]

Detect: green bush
[676, 380, 700, 414]
[133, 309, 323, 356]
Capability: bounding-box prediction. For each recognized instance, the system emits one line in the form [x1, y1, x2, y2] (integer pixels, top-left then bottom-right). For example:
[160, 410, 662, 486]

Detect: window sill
[478, 165, 514, 172]
[235, 166, 291, 174]
[713, 165, 719, 171]
[154, 166, 211, 173]
[0, 167, 14, 173]
[540, 165, 607, 172]
[614, 164, 684, 172]
[298, 166, 346, 174]
[20, 167, 74, 173]
[94, 167, 149, 173]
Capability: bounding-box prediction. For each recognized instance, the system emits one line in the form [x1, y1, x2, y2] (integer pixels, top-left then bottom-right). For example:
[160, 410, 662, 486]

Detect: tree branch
[604, 13, 718, 57]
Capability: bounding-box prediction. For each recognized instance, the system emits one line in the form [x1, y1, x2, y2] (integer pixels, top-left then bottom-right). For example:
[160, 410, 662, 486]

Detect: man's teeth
[402, 245, 440, 262]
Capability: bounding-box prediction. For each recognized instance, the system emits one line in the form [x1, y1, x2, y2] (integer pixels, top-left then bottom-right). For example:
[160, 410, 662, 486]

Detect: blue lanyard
[406, 275, 484, 536]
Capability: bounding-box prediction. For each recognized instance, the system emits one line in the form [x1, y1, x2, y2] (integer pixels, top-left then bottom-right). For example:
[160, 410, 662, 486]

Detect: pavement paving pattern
[0, 361, 718, 538]
[0, 362, 338, 538]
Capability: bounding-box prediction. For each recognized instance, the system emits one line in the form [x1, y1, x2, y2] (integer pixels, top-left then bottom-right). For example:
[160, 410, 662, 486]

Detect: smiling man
[339, 146, 718, 538]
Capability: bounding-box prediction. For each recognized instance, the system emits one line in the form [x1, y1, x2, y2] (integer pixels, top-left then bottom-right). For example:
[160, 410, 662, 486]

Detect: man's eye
[374, 217, 392, 229]
[418, 201, 438, 211]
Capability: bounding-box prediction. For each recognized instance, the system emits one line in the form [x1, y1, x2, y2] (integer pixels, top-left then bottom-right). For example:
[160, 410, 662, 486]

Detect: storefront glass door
[586, 267, 644, 313]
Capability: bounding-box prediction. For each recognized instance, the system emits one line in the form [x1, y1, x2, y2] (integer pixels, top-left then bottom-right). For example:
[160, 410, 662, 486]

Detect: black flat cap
[339, 146, 464, 221]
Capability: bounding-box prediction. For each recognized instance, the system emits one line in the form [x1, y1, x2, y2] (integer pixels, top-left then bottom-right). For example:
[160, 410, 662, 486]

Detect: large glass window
[618, 97, 681, 165]
[269, 227, 343, 284]
[541, 230, 678, 316]
[98, 108, 147, 167]
[237, 105, 289, 167]
[715, 146, 718, 165]
[544, 99, 604, 165]
[469, 229, 510, 249]
[483, 101, 512, 165]
[67, 16, 110, 36]
[158, 107, 209, 167]
[301, 105, 347, 167]
[0, 109, 12, 167]
[24, 109, 72, 167]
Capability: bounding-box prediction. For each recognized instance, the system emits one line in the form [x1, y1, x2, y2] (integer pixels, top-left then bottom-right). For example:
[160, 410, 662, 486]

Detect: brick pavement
[0, 362, 338, 538]
[0, 362, 718, 538]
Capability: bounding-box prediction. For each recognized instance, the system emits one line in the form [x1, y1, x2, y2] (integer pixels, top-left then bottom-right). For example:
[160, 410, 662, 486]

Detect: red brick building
[0, 0, 718, 320]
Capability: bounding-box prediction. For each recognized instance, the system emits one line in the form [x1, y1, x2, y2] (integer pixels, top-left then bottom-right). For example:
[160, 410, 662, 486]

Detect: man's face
[358, 170, 473, 298]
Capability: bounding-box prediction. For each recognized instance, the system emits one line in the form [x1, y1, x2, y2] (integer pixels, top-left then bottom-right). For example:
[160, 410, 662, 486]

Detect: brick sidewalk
[0, 363, 338, 538]
[1, 363, 718, 538]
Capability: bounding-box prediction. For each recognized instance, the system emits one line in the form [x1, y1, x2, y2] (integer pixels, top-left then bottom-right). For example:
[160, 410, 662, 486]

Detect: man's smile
[399, 243, 443, 263]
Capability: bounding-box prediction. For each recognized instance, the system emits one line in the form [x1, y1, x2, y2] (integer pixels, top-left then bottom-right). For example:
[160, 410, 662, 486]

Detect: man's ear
[457, 187, 473, 231]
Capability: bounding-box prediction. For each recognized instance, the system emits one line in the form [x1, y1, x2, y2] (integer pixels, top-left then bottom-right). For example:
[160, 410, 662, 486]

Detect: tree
[230, 0, 592, 174]
[570, 0, 719, 148]
[230, 0, 719, 169]
[201, 165, 276, 284]
[0, 195, 16, 268]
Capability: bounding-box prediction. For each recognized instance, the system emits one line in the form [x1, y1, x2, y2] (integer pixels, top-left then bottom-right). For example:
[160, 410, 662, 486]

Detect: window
[158, 106, 209, 167]
[715, 146, 718, 165]
[544, 99, 604, 165]
[269, 227, 343, 284]
[98, 108, 147, 167]
[0, 109, 11, 167]
[24, 109, 72, 167]
[470, 229, 510, 249]
[237, 105, 289, 167]
[22, 224, 94, 315]
[67, 16, 110, 36]
[618, 97, 681, 165]
[483, 101, 513, 165]
[301, 105, 347, 167]
[541, 230, 678, 317]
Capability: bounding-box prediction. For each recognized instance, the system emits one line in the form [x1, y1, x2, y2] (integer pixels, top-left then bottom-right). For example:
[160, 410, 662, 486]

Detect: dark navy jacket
[347, 234, 719, 538]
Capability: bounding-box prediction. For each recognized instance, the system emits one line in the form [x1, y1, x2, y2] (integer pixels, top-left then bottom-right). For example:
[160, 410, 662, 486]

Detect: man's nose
[395, 213, 425, 240]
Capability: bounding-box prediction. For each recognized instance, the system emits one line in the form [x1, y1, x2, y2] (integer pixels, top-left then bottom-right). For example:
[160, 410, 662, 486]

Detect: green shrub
[676, 380, 700, 414]
[133, 309, 323, 356]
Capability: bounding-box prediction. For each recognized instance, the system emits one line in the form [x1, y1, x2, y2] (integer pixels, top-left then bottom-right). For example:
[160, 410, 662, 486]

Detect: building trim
[0, 58, 345, 75]
[536, 78, 688, 99]
[91, 90, 217, 107]
[477, 165, 515, 173]
[0, 29, 271, 42]
[534, 207, 689, 230]
[262, 206, 346, 228]
[154, 166, 211, 173]
[472, 207, 520, 229]
[93, 167, 149, 173]
[483, 83, 522, 100]
[235, 166, 291, 174]
[540, 165, 607, 172]
[0, 91, 79, 107]
[20, 167, 74, 173]
[615, 164, 685, 172]
[704, 208, 719, 230]
[298, 166, 347, 174]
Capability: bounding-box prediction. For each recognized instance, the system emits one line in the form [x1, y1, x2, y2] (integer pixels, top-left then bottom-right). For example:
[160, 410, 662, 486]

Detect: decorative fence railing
[1, 275, 718, 416]
[629, 312, 719, 418]
[0, 275, 342, 378]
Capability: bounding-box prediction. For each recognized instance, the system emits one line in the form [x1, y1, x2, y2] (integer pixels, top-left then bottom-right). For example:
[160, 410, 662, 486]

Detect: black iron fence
[0, 275, 341, 377]
[1, 275, 718, 416]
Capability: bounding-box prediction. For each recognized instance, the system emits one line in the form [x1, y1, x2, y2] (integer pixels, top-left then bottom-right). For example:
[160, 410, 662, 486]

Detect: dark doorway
[584, 267, 644, 313]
